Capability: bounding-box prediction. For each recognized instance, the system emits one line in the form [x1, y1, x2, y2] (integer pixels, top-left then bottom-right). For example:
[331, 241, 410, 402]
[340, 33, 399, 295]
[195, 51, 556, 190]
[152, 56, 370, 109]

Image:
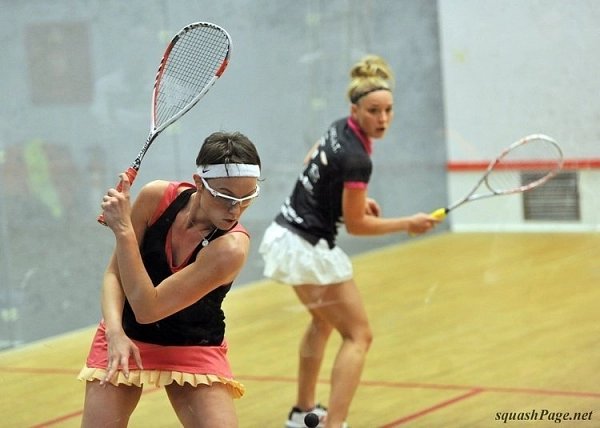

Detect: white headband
[197, 163, 261, 178]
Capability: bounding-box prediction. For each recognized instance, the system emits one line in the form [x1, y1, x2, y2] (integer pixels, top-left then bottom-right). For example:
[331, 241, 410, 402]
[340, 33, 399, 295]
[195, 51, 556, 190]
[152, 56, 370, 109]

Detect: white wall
[447, 170, 600, 232]
[438, 0, 600, 231]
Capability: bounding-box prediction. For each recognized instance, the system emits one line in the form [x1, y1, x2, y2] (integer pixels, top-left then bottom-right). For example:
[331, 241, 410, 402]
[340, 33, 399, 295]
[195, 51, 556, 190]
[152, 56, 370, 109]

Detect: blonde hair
[347, 55, 394, 104]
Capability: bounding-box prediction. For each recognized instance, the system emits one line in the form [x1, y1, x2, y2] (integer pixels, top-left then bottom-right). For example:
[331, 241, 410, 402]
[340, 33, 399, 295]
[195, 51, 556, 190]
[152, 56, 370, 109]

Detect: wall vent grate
[522, 172, 580, 221]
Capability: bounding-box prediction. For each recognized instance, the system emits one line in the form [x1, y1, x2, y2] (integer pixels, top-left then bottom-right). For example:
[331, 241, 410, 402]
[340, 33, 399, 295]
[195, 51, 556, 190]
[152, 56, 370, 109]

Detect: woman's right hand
[407, 212, 439, 235]
[101, 173, 135, 234]
[101, 329, 143, 386]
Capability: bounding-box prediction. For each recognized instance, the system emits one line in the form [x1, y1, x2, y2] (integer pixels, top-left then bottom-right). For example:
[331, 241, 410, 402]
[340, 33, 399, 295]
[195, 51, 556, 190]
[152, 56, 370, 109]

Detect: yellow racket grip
[430, 208, 447, 221]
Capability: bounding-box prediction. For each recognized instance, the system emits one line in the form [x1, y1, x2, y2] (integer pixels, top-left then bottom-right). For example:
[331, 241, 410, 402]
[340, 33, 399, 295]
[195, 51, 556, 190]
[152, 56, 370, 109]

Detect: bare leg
[294, 279, 373, 427]
[81, 380, 142, 428]
[293, 285, 334, 410]
[165, 382, 238, 428]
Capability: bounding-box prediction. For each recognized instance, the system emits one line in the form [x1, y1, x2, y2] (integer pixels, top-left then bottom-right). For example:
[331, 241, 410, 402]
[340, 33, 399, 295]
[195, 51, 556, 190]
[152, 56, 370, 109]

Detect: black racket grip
[97, 167, 138, 226]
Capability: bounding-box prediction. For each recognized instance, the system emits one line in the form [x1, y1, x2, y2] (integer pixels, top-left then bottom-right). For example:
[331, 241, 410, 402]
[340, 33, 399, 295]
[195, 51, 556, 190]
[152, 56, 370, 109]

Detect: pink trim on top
[148, 182, 251, 272]
[344, 181, 368, 190]
[347, 117, 373, 155]
[149, 181, 196, 226]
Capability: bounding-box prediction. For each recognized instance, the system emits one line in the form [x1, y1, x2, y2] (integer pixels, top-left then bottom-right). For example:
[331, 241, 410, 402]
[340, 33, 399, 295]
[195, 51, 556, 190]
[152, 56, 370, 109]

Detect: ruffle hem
[77, 365, 245, 399]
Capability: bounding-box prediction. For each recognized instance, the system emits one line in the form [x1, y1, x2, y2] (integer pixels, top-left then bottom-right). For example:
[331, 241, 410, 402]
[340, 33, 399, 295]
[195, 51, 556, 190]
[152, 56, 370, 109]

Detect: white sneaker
[284, 403, 348, 428]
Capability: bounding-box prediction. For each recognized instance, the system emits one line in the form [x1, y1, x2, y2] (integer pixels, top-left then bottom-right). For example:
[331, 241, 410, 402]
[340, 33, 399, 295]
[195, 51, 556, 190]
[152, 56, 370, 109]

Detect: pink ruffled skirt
[77, 321, 245, 398]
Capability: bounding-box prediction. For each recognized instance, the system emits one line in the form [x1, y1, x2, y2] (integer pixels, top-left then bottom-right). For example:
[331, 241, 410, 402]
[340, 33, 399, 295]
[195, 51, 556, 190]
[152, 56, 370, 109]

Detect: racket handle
[97, 167, 138, 226]
[409, 207, 448, 237]
[430, 207, 448, 221]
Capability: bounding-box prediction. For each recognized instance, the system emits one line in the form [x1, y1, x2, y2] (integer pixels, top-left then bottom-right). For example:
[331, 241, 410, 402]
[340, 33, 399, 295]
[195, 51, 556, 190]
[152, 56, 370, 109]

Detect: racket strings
[155, 26, 230, 127]
[485, 137, 563, 194]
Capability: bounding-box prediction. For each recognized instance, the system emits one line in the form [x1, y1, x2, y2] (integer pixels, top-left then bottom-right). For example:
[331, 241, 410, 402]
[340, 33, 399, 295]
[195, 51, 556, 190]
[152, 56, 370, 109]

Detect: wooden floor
[1, 232, 599, 427]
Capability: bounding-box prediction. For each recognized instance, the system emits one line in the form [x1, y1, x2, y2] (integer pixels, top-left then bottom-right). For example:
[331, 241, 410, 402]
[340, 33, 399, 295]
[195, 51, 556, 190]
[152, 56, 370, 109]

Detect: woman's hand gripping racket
[97, 22, 232, 225]
[431, 134, 564, 221]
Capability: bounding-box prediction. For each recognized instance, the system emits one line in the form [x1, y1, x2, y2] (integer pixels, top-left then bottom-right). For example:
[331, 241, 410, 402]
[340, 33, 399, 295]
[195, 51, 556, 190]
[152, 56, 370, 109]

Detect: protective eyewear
[201, 177, 259, 208]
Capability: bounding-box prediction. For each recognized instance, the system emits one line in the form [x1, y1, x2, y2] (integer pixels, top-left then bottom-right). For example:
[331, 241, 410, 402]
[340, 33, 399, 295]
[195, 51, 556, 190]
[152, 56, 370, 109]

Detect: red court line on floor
[30, 410, 86, 428]
[482, 384, 600, 399]
[356, 379, 600, 399]
[0, 366, 75, 375]
[239, 374, 600, 427]
[3, 367, 599, 427]
[239, 374, 600, 399]
[27, 387, 161, 428]
[380, 388, 484, 427]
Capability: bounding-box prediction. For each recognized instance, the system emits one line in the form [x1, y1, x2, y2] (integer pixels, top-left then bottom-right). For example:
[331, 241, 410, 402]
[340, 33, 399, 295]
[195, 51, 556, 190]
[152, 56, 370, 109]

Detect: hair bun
[350, 55, 393, 81]
[347, 55, 394, 103]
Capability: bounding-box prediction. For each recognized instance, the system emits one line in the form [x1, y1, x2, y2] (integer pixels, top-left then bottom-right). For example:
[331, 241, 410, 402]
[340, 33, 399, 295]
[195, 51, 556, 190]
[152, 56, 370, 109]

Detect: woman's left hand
[101, 328, 143, 386]
[365, 197, 381, 217]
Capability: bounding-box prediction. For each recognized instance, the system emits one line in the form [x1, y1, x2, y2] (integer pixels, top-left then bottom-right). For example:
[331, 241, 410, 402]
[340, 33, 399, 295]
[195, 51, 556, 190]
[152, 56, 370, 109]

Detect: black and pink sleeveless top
[122, 183, 247, 346]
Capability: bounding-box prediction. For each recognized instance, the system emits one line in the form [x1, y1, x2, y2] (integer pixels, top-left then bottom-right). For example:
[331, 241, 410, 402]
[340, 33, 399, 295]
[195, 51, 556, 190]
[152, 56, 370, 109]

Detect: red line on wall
[448, 158, 600, 171]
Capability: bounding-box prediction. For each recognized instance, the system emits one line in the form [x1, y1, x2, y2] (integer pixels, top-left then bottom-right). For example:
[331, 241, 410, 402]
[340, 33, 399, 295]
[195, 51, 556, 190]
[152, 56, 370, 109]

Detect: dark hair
[196, 131, 261, 168]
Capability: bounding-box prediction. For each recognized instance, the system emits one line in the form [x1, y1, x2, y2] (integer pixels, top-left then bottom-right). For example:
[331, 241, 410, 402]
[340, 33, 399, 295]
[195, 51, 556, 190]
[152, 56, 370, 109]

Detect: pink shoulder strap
[149, 182, 195, 225]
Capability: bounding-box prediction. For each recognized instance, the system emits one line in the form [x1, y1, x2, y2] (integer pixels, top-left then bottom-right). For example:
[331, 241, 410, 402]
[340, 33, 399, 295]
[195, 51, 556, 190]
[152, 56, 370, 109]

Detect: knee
[361, 327, 374, 350]
[343, 325, 373, 351]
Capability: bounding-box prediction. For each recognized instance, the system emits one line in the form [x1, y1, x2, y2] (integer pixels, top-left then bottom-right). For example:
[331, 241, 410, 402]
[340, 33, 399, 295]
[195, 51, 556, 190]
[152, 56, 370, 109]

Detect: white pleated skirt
[259, 222, 353, 286]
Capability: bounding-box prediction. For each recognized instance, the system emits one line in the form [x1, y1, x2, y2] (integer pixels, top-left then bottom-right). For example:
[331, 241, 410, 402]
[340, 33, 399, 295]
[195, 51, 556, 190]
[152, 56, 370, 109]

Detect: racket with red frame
[97, 22, 232, 225]
[432, 134, 564, 220]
